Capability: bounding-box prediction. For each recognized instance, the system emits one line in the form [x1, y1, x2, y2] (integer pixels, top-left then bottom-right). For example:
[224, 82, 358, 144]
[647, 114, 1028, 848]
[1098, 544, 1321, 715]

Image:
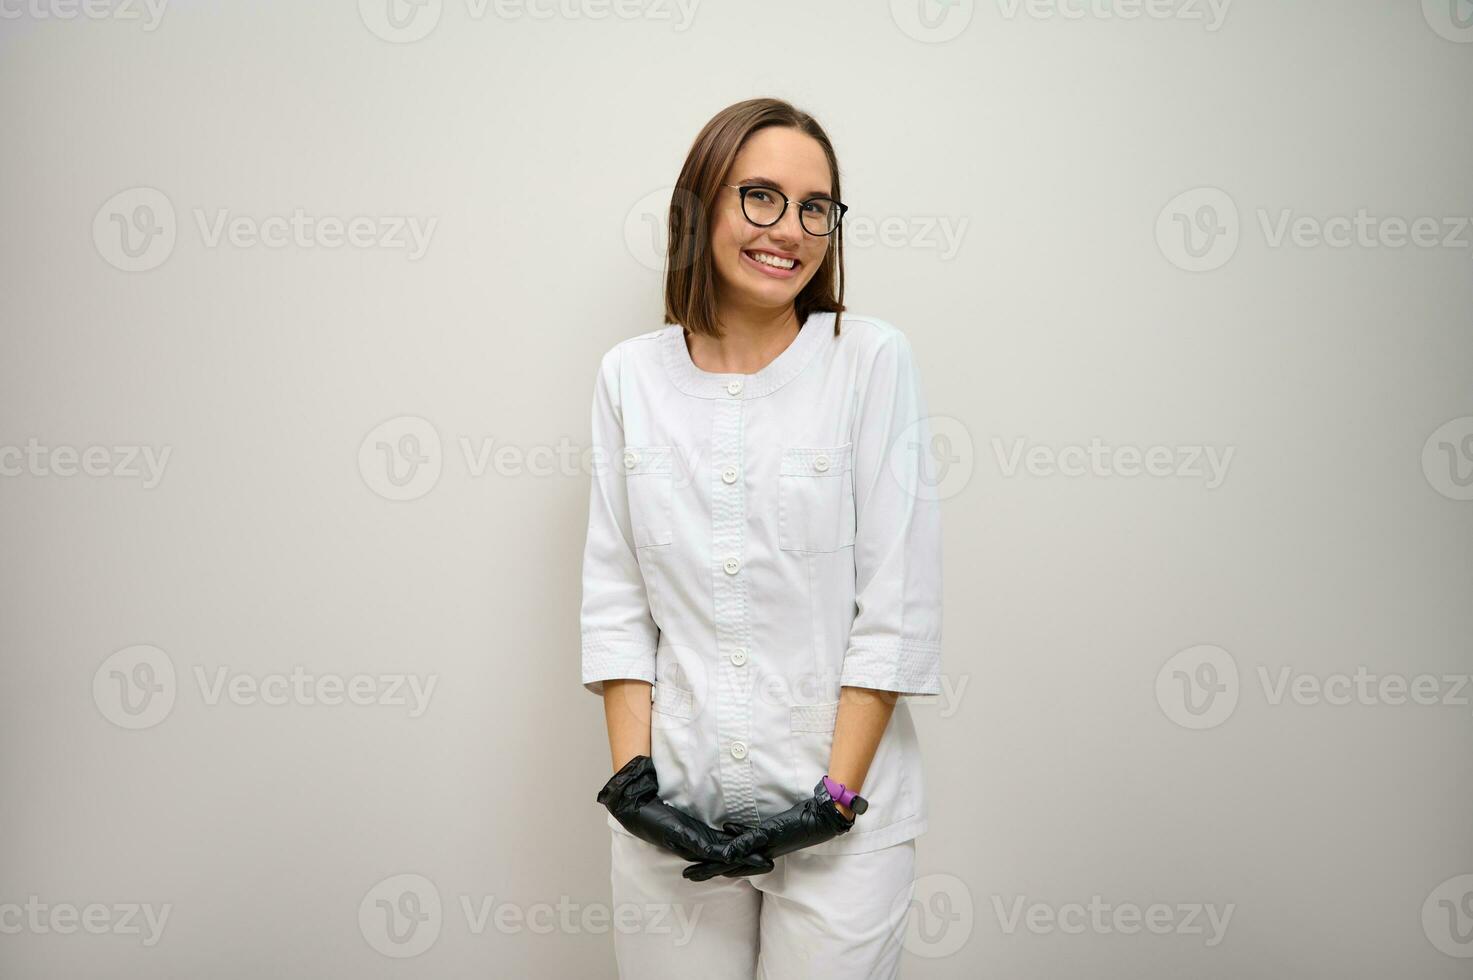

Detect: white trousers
[608, 829, 918, 979]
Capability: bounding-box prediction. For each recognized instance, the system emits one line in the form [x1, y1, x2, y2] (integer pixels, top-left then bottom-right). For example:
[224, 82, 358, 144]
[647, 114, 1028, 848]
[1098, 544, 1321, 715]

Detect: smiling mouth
[743, 248, 799, 271]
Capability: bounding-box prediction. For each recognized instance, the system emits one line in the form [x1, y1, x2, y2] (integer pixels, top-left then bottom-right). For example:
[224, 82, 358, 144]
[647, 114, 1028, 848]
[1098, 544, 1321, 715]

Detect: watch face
[851, 796, 869, 815]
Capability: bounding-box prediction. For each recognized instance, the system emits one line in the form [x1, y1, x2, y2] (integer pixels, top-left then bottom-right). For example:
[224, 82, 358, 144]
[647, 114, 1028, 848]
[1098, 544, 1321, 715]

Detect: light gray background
[2, 1, 1471, 977]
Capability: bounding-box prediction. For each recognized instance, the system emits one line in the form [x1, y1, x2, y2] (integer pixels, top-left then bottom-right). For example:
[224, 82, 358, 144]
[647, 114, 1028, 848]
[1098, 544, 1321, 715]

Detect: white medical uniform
[580, 311, 943, 974]
[609, 828, 918, 979]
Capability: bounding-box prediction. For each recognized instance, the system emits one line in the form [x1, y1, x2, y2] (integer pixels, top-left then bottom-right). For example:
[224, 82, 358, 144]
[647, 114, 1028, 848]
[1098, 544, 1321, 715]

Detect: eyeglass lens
[741, 187, 841, 235]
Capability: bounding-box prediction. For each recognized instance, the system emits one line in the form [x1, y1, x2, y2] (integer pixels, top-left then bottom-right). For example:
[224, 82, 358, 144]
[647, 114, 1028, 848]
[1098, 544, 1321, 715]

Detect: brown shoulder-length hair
[663, 98, 846, 339]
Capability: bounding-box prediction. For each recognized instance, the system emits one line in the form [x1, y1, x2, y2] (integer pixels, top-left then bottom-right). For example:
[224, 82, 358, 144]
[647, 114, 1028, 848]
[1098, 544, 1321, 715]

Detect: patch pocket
[621, 445, 673, 548]
[778, 443, 856, 553]
[789, 699, 840, 733]
[651, 681, 694, 721]
[789, 700, 840, 788]
[651, 682, 697, 812]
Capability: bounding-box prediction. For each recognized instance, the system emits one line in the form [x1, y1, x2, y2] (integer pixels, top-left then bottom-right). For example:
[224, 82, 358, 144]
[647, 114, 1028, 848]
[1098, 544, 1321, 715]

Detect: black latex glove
[596, 754, 774, 873]
[681, 777, 856, 881]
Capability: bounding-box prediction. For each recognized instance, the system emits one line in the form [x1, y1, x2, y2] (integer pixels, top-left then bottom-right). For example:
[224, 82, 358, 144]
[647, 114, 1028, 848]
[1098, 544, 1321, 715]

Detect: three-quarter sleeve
[839, 331, 944, 697]
[579, 347, 659, 696]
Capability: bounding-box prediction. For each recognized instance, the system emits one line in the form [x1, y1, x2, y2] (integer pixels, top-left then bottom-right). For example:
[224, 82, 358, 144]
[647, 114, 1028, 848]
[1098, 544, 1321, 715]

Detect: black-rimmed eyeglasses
[722, 183, 848, 237]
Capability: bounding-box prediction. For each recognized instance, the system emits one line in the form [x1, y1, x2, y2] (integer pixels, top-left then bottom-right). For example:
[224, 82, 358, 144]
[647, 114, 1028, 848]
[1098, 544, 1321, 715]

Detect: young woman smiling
[581, 97, 944, 979]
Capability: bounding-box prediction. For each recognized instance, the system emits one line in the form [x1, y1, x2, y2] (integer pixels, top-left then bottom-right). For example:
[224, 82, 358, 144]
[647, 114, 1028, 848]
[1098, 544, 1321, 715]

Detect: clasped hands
[597, 754, 855, 882]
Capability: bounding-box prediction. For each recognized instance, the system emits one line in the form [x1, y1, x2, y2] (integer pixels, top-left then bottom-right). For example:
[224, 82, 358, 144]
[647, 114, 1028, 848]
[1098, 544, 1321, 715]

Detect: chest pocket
[621, 445, 673, 548]
[778, 443, 856, 553]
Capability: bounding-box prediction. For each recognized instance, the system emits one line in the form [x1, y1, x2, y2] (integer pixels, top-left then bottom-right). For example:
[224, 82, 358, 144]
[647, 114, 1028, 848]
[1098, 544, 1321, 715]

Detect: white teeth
[747, 250, 795, 270]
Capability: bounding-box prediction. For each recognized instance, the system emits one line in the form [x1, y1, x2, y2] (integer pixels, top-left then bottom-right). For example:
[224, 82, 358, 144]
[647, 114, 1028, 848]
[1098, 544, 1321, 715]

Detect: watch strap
[822, 774, 869, 815]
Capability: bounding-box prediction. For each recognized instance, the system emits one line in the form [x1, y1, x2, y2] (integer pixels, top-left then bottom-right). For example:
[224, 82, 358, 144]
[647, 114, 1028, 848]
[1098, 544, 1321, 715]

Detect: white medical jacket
[580, 311, 943, 855]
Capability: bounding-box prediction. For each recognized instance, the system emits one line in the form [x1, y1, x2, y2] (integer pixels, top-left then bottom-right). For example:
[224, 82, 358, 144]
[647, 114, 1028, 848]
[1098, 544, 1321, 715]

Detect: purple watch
[822, 775, 869, 816]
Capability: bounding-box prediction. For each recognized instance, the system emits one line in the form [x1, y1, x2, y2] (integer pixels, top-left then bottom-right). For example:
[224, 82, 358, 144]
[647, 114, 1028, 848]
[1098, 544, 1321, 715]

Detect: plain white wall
[2, 1, 1471, 977]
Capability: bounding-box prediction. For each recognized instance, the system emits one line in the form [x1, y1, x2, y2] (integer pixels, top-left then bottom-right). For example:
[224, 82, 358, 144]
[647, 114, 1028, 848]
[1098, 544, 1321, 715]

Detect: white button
[813, 454, 830, 472]
[730, 647, 748, 666]
[723, 557, 740, 575]
[623, 449, 638, 470]
[730, 740, 748, 760]
[726, 380, 743, 396]
[721, 466, 738, 484]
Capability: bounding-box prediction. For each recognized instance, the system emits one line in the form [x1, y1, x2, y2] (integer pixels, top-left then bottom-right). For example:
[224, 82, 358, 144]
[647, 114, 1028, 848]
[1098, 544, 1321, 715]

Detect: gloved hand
[597, 754, 775, 873]
[681, 777, 856, 881]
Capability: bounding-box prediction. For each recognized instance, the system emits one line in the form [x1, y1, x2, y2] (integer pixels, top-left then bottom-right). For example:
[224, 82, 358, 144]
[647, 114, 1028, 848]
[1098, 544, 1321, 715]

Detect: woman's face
[710, 126, 835, 315]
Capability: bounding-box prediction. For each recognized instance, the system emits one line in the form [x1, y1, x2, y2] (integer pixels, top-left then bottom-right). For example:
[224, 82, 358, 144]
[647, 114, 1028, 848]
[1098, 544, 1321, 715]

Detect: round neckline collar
[660, 311, 833, 399]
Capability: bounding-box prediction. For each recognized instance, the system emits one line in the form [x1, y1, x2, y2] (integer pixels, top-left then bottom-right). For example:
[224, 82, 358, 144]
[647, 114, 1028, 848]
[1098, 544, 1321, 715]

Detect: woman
[579, 97, 944, 979]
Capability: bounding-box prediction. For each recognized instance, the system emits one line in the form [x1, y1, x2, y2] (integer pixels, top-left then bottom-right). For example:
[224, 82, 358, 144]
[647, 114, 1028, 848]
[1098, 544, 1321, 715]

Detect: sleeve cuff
[839, 637, 942, 697]
[581, 630, 657, 696]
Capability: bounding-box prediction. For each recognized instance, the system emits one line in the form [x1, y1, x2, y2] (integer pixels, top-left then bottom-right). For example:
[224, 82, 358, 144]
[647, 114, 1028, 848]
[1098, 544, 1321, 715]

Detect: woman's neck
[686, 307, 801, 375]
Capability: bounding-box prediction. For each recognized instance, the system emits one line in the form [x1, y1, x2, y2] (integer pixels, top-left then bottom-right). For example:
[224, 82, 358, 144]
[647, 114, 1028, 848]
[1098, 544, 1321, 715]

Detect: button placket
[710, 382, 757, 824]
